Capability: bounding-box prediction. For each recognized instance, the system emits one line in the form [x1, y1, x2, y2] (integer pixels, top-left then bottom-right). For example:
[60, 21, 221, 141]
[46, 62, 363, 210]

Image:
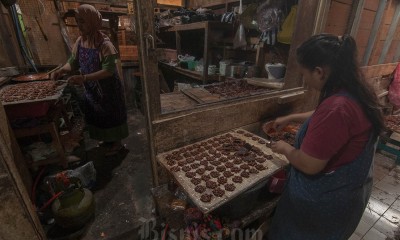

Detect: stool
[12, 103, 69, 169]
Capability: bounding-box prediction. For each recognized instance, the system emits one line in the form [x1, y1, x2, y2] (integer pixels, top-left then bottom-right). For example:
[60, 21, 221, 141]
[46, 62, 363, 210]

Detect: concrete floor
[72, 107, 400, 240]
[80, 108, 154, 240]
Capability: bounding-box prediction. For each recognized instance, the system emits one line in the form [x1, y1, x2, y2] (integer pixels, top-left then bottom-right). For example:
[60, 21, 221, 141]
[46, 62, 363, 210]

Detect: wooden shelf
[163, 21, 232, 32]
[159, 61, 221, 82]
[158, 21, 233, 84]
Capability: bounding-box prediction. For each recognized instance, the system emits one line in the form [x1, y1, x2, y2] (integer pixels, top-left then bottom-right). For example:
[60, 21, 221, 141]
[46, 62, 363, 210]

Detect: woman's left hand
[271, 140, 293, 155]
[67, 75, 85, 85]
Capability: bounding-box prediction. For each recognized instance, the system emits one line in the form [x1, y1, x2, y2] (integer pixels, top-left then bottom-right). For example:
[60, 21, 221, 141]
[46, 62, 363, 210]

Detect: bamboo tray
[157, 129, 288, 213]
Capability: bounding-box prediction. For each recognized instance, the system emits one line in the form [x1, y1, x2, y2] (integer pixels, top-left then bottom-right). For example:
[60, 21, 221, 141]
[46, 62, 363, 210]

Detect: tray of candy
[157, 129, 288, 213]
[0, 80, 67, 105]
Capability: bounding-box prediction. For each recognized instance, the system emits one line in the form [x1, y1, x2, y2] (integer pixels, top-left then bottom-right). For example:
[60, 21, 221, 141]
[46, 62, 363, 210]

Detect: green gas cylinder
[52, 187, 95, 228]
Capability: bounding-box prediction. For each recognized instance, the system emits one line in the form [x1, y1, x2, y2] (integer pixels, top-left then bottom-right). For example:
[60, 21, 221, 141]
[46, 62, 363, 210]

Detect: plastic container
[4, 102, 51, 120]
[268, 169, 287, 193]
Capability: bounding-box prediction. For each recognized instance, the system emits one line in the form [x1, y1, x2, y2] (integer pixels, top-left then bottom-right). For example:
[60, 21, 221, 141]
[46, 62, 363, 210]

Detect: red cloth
[388, 64, 400, 109]
[301, 94, 372, 172]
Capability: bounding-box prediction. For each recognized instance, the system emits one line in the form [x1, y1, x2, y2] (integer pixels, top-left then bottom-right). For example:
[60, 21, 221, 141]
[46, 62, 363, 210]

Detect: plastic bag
[233, 24, 247, 49]
[277, 5, 297, 44]
[44, 162, 96, 190]
[257, 1, 282, 32]
[388, 64, 400, 109]
[233, 0, 247, 49]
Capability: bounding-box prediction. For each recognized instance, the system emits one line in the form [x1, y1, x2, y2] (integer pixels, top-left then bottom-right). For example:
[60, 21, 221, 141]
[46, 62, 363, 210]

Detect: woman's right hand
[272, 115, 293, 131]
[51, 69, 63, 80]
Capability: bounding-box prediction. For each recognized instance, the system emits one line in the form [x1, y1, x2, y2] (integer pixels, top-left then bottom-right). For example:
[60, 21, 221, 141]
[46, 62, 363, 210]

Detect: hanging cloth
[277, 5, 297, 44]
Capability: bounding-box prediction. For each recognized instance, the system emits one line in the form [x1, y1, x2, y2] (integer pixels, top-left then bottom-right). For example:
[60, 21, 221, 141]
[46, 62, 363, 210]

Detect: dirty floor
[69, 107, 400, 240]
[79, 107, 154, 240]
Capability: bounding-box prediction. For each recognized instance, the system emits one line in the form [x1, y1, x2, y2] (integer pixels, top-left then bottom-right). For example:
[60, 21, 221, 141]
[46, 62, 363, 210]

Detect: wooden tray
[157, 129, 288, 213]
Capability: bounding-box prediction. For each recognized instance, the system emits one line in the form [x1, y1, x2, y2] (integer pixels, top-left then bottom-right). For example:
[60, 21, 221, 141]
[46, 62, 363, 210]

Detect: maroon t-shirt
[301, 94, 372, 172]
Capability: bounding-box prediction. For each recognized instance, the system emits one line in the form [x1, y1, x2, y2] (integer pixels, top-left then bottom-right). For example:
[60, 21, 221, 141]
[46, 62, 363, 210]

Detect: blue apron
[268, 95, 375, 240]
[78, 43, 127, 129]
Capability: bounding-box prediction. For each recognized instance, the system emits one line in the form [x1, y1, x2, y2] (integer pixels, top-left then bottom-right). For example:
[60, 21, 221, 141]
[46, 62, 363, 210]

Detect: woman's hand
[272, 115, 293, 131]
[67, 75, 85, 85]
[271, 140, 293, 155]
[51, 69, 63, 80]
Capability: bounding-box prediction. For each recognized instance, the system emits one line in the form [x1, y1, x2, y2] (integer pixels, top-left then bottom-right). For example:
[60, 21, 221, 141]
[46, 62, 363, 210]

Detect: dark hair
[296, 33, 383, 138]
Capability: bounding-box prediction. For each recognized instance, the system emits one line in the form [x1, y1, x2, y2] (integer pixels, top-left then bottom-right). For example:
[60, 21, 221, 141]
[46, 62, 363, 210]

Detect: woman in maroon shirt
[267, 34, 384, 240]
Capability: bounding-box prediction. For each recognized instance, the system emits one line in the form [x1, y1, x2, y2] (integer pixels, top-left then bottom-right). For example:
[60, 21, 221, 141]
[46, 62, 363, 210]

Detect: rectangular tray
[0, 80, 67, 105]
[157, 129, 288, 213]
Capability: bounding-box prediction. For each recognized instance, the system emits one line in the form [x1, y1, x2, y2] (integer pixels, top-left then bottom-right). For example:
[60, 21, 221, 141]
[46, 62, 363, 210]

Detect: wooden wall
[325, 0, 400, 65]
[18, 0, 69, 66]
[0, 6, 24, 67]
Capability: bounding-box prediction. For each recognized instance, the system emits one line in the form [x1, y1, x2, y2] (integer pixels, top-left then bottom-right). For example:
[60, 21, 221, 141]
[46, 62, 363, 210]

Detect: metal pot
[227, 64, 247, 78]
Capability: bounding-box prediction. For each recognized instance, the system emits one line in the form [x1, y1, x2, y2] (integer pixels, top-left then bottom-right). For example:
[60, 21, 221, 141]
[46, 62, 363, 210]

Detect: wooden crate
[119, 45, 138, 62]
[157, 48, 177, 61]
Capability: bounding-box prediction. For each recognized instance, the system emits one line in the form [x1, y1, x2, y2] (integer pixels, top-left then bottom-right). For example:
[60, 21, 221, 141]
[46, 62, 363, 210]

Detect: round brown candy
[232, 176, 243, 183]
[185, 172, 196, 178]
[206, 180, 218, 189]
[212, 187, 225, 197]
[256, 158, 266, 163]
[196, 168, 206, 175]
[191, 177, 201, 185]
[223, 171, 233, 178]
[191, 163, 200, 169]
[225, 183, 236, 191]
[255, 164, 267, 171]
[240, 164, 250, 170]
[249, 168, 259, 174]
[167, 160, 176, 166]
[216, 165, 226, 172]
[205, 165, 214, 171]
[195, 185, 206, 193]
[170, 166, 180, 172]
[202, 175, 211, 181]
[200, 194, 212, 202]
[225, 162, 234, 168]
[233, 159, 243, 165]
[231, 167, 241, 173]
[240, 171, 250, 178]
[210, 171, 220, 178]
[182, 166, 191, 172]
[210, 161, 221, 166]
[217, 176, 227, 184]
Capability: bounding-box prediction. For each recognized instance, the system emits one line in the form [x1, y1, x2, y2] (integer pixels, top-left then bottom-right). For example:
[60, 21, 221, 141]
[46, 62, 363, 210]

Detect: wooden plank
[379, 3, 400, 63]
[182, 88, 226, 103]
[348, 0, 365, 36]
[153, 88, 305, 152]
[363, 0, 387, 65]
[160, 92, 197, 113]
[361, 63, 398, 78]
[284, 0, 321, 89]
[157, 0, 184, 6]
